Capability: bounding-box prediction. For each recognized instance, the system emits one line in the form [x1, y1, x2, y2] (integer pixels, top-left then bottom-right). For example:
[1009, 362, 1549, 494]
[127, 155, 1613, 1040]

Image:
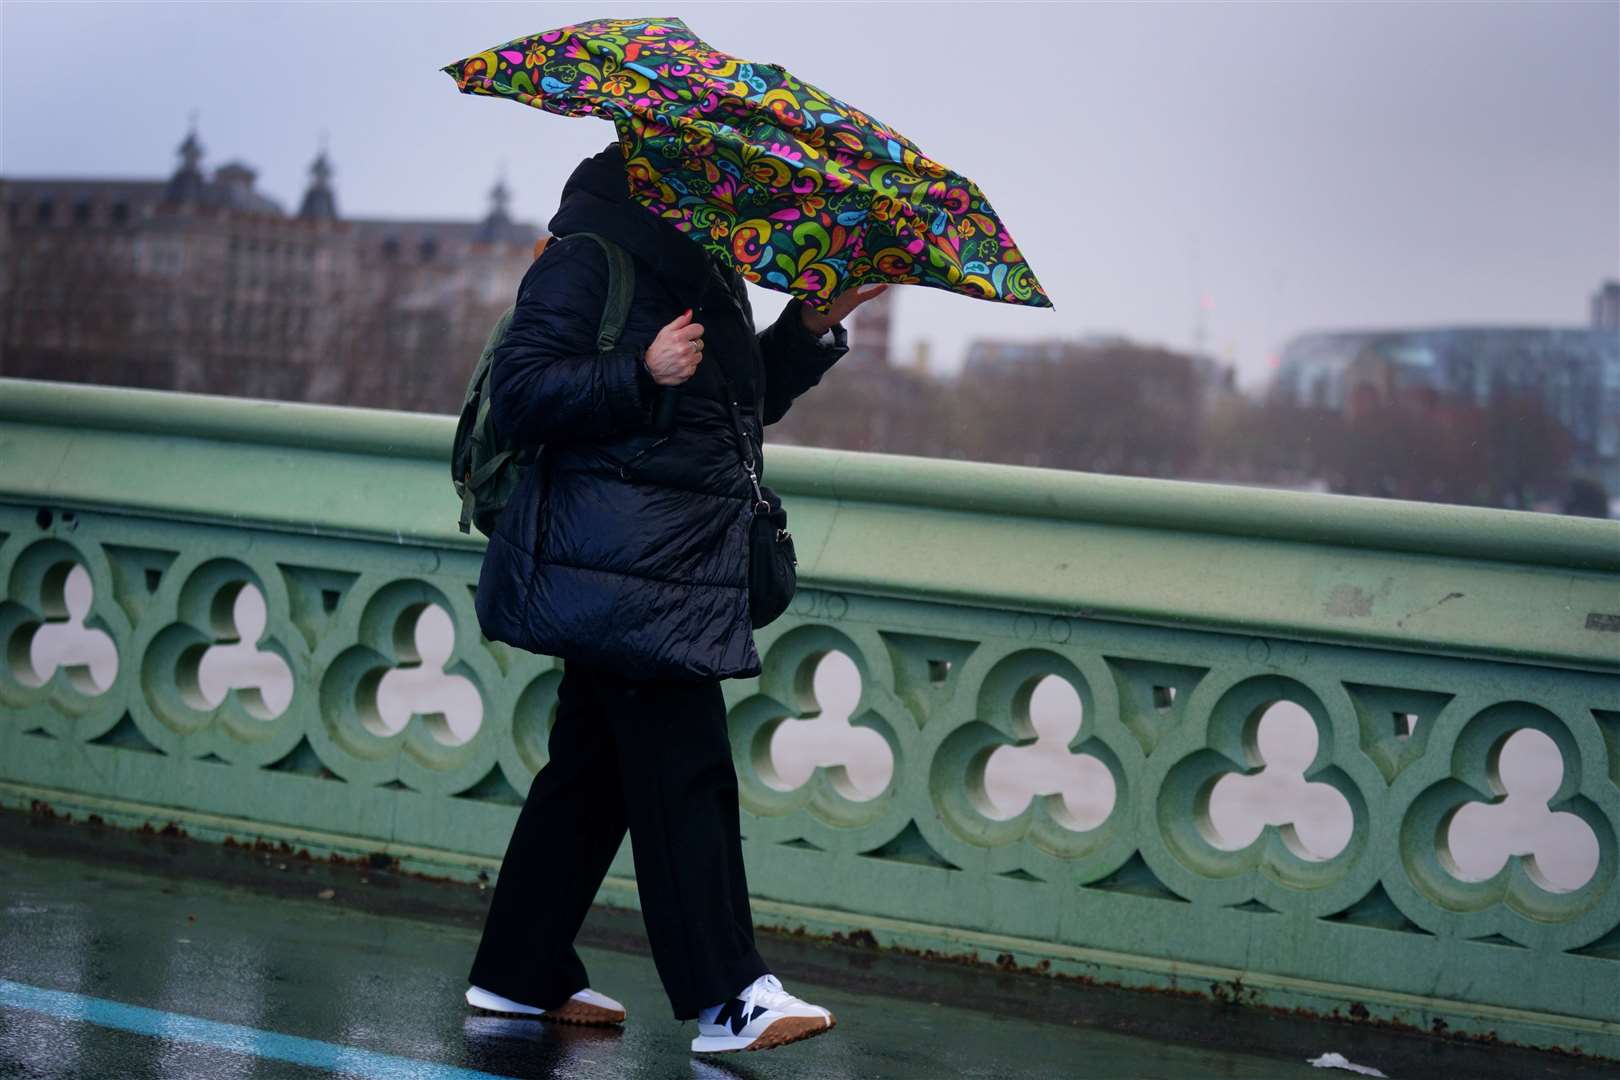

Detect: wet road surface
[0, 845, 1328, 1079]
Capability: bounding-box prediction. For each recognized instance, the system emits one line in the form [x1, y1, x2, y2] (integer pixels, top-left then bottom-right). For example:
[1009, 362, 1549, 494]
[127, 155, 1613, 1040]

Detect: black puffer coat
[474, 145, 849, 681]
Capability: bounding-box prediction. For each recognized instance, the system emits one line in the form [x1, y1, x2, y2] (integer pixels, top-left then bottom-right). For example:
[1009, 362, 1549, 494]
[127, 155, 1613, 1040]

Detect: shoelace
[741, 973, 801, 1018]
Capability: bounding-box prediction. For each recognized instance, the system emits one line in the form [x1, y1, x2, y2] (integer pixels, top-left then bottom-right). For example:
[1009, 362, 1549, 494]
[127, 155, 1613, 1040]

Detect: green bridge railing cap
[3, 376, 1617, 573]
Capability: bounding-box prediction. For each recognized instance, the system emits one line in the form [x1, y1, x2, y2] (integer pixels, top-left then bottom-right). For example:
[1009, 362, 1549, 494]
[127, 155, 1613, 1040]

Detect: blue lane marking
[0, 978, 511, 1080]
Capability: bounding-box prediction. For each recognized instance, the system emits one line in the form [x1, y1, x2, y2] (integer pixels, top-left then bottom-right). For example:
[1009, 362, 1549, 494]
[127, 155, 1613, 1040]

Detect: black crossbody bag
[718, 375, 797, 628]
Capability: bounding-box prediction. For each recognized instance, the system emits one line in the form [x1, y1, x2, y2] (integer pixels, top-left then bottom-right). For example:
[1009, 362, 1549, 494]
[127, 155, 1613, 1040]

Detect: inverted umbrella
[441, 16, 1051, 310]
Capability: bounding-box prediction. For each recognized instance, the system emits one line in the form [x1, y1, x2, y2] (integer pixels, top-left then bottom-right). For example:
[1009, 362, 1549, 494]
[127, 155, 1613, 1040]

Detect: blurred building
[840, 284, 894, 367]
[963, 338, 1075, 371]
[908, 339, 933, 375]
[0, 125, 538, 412]
[1272, 324, 1620, 489]
[1594, 280, 1620, 332]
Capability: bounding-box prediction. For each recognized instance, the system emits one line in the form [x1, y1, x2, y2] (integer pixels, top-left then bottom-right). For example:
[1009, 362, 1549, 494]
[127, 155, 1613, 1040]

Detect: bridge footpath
[4, 811, 1610, 1080]
[0, 815, 1377, 1080]
[1, 377, 1618, 1069]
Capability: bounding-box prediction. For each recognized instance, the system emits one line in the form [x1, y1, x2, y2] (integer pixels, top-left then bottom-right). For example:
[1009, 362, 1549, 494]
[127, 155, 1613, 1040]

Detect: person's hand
[643, 309, 705, 386]
[800, 283, 889, 335]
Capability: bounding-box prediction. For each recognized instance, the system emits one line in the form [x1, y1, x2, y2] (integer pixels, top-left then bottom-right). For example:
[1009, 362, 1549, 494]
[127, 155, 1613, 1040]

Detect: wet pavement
[0, 825, 1608, 1080]
[0, 843, 1335, 1080]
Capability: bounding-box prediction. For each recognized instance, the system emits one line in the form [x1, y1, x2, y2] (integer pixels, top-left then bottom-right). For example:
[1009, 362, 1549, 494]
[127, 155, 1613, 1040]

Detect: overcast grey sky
[3, 1, 1616, 384]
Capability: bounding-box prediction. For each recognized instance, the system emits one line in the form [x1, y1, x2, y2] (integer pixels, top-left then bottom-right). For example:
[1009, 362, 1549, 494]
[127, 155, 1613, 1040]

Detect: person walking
[462, 142, 886, 1054]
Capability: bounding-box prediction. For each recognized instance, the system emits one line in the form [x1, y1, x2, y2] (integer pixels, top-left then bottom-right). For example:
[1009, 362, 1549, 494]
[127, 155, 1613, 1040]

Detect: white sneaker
[691, 974, 836, 1053]
[465, 984, 627, 1026]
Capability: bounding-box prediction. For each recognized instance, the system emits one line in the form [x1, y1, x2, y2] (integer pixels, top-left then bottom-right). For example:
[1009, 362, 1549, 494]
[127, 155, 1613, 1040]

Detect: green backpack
[452, 232, 636, 536]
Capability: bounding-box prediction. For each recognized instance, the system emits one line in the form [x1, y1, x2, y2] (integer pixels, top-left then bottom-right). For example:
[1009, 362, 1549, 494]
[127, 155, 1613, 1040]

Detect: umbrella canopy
[442, 16, 1051, 311]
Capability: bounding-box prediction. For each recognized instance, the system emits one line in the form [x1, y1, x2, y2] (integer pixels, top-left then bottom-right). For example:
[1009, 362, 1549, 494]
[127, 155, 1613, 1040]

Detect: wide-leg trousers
[467, 659, 769, 1020]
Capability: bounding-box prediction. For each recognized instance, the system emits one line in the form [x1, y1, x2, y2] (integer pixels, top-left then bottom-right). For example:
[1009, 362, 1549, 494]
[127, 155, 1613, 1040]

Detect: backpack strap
[454, 305, 516, 534]
[572, 232, 635, 352]
[453, 234, 632, 535]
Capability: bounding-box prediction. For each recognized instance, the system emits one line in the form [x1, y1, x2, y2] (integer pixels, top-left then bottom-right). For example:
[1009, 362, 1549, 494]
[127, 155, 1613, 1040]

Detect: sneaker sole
[692, 1013, 836, 1053]
[468, 1001, 626, 1026]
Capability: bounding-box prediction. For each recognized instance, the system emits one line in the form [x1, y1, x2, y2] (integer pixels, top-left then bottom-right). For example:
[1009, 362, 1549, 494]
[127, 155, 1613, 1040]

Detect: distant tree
[953, 345, 1206, 476]
[768, 361, 949, 456]
[1319, 387, 1575, 510]
[776, 341, 1212, 481]
[1480, 391, 1573, 509]
[775, 340, 1591, 518]
[1332, 397, 1483, 504]
[1200, 396, 1342, 485]
[1563, 476, 1610, 518]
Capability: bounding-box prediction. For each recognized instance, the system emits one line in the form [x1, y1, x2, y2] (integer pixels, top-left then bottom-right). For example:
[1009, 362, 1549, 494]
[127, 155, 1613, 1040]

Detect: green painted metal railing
[2, 376, 1618, 1056]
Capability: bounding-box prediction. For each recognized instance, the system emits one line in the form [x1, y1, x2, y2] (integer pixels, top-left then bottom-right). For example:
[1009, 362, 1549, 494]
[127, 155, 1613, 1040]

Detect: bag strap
[455, 235, 629, 534]
[717, 373, 769, 514]
[458, 451, 512, 532]
[572, 232, 634, 352]
[705, 260, 767, 417]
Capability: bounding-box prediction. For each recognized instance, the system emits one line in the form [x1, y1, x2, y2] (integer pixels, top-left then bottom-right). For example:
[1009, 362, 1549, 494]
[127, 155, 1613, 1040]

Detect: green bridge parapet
[2, 376, 1618, 1057]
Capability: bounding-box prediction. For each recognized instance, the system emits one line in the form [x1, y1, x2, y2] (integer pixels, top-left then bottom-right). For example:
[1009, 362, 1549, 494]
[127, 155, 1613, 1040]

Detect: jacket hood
[546, 143, 713, 307]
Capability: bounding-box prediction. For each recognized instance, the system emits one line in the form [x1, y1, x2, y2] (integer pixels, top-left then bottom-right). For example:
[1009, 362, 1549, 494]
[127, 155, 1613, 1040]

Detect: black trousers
[468, 659, 768, 1020]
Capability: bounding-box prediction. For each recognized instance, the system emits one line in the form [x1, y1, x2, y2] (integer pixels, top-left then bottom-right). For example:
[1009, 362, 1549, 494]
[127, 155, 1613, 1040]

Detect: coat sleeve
[489, 234, 655, 447]
[757, 296, 850, 426]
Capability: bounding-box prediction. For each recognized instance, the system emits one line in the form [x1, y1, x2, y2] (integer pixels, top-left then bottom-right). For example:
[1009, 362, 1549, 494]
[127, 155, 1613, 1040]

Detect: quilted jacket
[473, 144, 849, 680]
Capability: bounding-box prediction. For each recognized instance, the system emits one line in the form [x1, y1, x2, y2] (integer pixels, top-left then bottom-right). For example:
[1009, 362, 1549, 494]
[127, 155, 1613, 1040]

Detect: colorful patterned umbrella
[441, 16, 1051, 311]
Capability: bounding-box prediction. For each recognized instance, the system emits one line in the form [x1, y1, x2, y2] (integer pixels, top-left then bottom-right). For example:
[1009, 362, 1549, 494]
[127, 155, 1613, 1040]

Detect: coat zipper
[616, 434, 672, 481]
